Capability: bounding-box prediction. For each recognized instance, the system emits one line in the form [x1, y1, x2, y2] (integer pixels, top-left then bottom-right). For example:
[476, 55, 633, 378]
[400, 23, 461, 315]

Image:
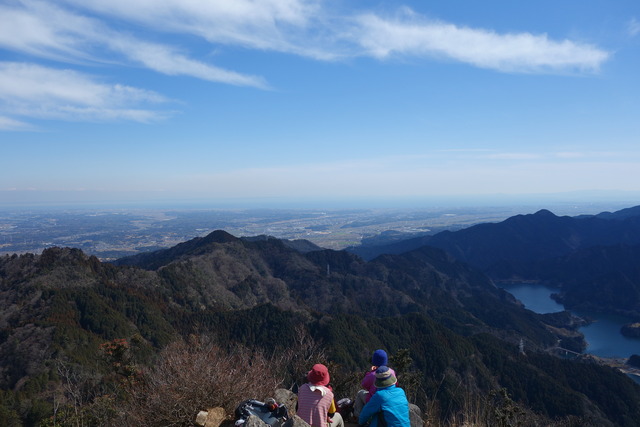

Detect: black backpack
[234, 399, 290, 427]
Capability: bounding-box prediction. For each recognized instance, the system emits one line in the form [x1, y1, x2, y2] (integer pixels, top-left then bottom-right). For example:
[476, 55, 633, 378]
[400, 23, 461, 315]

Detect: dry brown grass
[118, 335, 286, 426]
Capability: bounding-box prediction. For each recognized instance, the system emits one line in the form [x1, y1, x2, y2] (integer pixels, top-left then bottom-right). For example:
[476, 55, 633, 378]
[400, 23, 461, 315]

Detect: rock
[245, 415, 269, 427]
[196, 411, 208, 426]
[242, 414, 302, 427]
[275, 388, 298, 416]
[409, 403, 424, 427]
[290, 415, 310, 427]
[207, 407, 228, 427]
[194, 407, 228, 427]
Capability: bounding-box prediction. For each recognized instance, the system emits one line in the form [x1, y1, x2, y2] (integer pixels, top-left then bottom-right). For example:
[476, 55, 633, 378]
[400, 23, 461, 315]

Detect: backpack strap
[377, 410, 388, 427]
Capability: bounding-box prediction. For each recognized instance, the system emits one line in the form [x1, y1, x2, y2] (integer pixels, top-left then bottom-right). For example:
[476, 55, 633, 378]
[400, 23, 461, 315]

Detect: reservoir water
[500, 282, 565, 314]
[499, 282, 640, 359]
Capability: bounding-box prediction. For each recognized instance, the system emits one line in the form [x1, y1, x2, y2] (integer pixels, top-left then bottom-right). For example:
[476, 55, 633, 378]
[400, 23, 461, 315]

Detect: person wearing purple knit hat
[352, 350, 397, 418]
[297, 364, 344, 427]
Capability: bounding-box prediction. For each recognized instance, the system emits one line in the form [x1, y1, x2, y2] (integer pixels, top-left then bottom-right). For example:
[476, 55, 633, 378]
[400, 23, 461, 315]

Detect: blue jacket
[358, 385, 410, 427]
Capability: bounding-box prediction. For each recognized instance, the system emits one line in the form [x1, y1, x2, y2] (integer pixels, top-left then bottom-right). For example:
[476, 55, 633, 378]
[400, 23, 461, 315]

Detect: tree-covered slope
[426, 208, 640, 270]
[1, 232, 640, 426]
[489, 244, 640, 315]
[114, 230, 557, 343]
[349, 205, 640, 317]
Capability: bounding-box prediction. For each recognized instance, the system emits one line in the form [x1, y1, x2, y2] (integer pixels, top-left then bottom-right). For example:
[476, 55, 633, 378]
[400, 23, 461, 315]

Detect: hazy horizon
[1, 189, 638, 217]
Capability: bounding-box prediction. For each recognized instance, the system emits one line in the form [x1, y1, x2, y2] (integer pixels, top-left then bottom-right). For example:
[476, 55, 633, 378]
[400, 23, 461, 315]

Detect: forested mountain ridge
[0, 237, 547, 391]
[350, 206, 640, 264]
[2, 231, 640, 425]
[114, 231, 537, 330]
[424, 207, 640, 316]
[488, 243, 640, 315]
[426, 208, 640, 269]
[348, 205, 640, 316]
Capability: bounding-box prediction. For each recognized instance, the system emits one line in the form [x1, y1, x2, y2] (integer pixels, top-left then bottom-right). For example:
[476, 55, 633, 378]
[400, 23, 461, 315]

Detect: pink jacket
[361, 367, 397, 402]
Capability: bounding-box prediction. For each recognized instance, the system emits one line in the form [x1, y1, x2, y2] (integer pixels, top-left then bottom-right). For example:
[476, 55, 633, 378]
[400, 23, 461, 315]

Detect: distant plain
[0, 201, 632, 260]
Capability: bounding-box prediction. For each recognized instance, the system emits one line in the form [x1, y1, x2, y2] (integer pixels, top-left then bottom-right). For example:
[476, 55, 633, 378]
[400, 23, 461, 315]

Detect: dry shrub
[119, 335, 285, 426]
[274, 325, 327, 388]
[424, 388, 594, 427]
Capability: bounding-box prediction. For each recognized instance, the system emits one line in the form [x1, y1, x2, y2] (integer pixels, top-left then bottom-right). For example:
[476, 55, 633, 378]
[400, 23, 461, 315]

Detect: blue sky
[1, 0, 639, 208]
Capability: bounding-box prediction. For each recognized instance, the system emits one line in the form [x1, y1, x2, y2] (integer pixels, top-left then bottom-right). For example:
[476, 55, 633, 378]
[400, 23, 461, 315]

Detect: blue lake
[500, 282, 565, 314]
[499, 282, 640, 359]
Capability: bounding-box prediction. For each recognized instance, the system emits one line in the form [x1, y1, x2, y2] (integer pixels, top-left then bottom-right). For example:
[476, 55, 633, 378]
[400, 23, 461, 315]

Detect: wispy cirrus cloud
[0, 0, 269, 88]
[481, 152, 542, 160]
[0, 1, 615, 131]
[0, 115, 32, 131]
[352, 9, 610, 73]
[17, 0, 611, 73]
[106, 36, 269, 89]
[0, 62, 169, 123]
[0, 0, 95, 62]
[628, 18, 640, 37]
[0, 0, 270, 128]
[58, 0, 334, 59]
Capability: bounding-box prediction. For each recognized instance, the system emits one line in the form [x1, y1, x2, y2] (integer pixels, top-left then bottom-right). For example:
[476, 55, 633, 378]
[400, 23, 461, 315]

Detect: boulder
[290, 415, 310, 427]
[194, 407, 227, 427]
[241, 414, 306, 427]
[245, 415, 269, 427]
[275, 388, 298, 416]
[409, 403, 424, 427]
[195, 411, 208, 426]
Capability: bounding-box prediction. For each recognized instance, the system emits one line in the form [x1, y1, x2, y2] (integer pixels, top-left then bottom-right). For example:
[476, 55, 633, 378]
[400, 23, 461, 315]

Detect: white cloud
[628, 18, 640, 37]
[353, 11, 610, 73]
[0, 62, 168, 122]
[0, 115, 32, 131]
[1, 1, 612, 80]
[554, 152, 586, 159]
[0, 0, 269, 87]
[59, 0, 334, 59]
[106, 36, 269, 88]
[0, 1, 94, 61]
[0, 1, 616, 131]
[54, 1, 613, 71]
[482, 152, 542, 160]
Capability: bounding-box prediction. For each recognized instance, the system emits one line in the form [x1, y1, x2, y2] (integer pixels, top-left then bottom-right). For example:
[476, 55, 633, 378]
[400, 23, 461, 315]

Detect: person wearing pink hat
[297, 364, 344, 427]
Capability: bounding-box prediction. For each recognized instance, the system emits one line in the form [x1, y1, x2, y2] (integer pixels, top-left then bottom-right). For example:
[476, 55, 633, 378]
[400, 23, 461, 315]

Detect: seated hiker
[353, 349, 397, 418]
[358, 366, 410, 427]
[297, 363, 344, 427]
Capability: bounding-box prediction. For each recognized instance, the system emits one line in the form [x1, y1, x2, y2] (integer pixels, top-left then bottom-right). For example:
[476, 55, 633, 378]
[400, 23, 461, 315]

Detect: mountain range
[349, 205, 640, 316]
[1, 207, 640, 425]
